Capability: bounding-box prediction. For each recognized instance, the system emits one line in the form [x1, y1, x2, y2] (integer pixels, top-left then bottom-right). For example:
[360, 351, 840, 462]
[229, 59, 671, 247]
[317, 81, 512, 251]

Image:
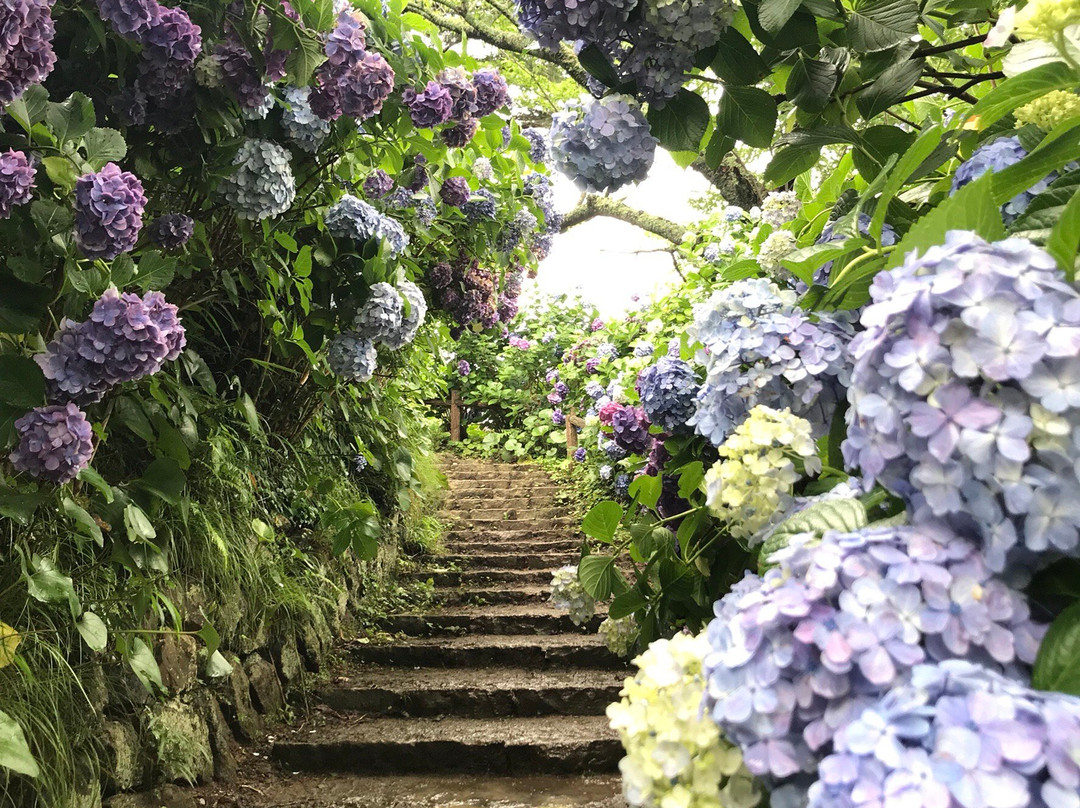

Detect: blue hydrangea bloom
[328, 331, 376, 384]
[573, 447, 586, 462]
[221, 139, 295, 221]
[951, 136, 1065, 223]
[354, 282, 403, 345]
[549, 94, 657, 192]
[326, 194, 382, 241]
[637, 357, 700, 433]
[381, 280, 426, 350]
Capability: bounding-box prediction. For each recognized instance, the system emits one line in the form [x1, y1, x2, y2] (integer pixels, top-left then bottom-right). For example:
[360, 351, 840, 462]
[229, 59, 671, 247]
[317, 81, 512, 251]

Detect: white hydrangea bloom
[550, 565, 595, 626]
[760, 190, 801, 228]
[757, 230, 797, 271]
[599, 615, 637, 657]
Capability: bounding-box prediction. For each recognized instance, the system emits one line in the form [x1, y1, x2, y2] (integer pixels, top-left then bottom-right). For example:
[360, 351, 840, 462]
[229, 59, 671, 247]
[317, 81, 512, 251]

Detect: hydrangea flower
[214, 39, 269, 112]
[1014, 0, 1080, 44]
[139, 5, 202, 98]
[632, 343, 655, 358]
[328, 331, 377, 383]
[573, 446, 586, 462]
[508, 335, 531, 350]
[463, 189, 497, 222]
[220, 139, 295, 220]
[310, 13, 394, 121]
[0, 0, 56, 104]
[436, 67, 479, 121]
[146, 213, 193, 250]
[281, 85, 330, 153]
[432, 251, 505, 331]
[440, 177, 471, 208]
[377, 215, 409, 256]
[951, 137, 1064, 223]
[74, 163, 146, 260]
[637, 357, 699, 433]
[0, 149, 35, 218]
[809, 660, 1080, 808]
[442, 119, 479, 148]
[354, 453, 368, 473]
[472, 68, 508, 116]
[586, 380, 605, 399]
[689, 278, 852, 446]
[549, 94, 657, 192]
[550, 565, 595, 625]
[1015, 90, 1080, 132]
[472, 157, 493, 181]
[702, 522, 1044, 787]
[10, 404, 94, 484]
[552, 409, 566, 426]
[590, 318, 605, 332]
[326, 194, 381, 241]
[194, 51, 223, 88]
[610, 405, 652, 455]
[381, 280, 427, 350]
[515, 0, 635, 50]
[844, 231, 1080, 572]
[599, 464, 613, 481]
[704, 406, 819, 541]
[523, 128, 550, 163]
[354, 282, 404, 345]
[402, 80, 453, 127]
[415, 197, 437, 227]
[36, 288, 185, 404]
[615, 472, 631, 497]
[363, 169, 394, 199]
[757, 230, 797, 272]
[598, 615, 637, 658]
[608, 632, 761, 808]
[595, 342, 618, 360]
[760, 190, 801, 228]
[95, 0, 158, 39]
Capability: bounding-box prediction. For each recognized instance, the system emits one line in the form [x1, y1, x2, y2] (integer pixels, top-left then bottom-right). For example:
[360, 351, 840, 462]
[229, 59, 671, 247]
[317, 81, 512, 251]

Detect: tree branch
[560, 195, 685, 243]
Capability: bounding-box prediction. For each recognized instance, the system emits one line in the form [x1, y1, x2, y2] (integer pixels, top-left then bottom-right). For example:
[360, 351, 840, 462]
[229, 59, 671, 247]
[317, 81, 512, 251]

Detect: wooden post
[449, 389, 462, 442]
[565, 407, 578, 458]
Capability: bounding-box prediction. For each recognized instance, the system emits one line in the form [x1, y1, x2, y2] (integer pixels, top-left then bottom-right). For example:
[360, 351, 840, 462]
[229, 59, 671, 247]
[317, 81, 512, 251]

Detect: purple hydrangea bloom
[637, 357, 699, 433]
[354, 453, 368, 473]
[703, 523, 1044, 788]
[590, 318, 604, 331]
[845, 231, 1080, 573]
[554, 381, 570, 397]
[363, 169, 394, 199]
[146, 213, 193, 250]
[0, 0, 56, 104]
[415, 198, 437, 227]
[809, 660, 1080, 808]
[36, 288, 186, 404]
[523, 128, 550, 164]
[310, 16, 394, 122]
[952, 136, 1063, 223]
[74, 163, 147, 260]
[442, 118, 480, 148]
[402, 81, 453, 128]
[214, 39, 268, 112]
[324, 8, 366, 65]
[440, 177, 471, 208]
[573, 447, 586, 462]
[407, 154, 429, 192]
[463, 189, 497, 222]
[95, 0, 158, 38]
[472, 68, 509, 116]
[614, 472, 630, 497]
[10, 404, 94, 484]
[328, 331, 377, 384]
[586, 357, 601, 373]
[436, 67, 479, 121]
[610, 404, 652, 455]
[552, 409, 566, 426]
[457, 359, 471, 376]
[585, 380, 605, 399]
[549, 94, 656, 192]
[515, 0, 635, 50]
[429, 261, 452, 289]
[0, 149, 35, 218]
[139, 5, 202, 98]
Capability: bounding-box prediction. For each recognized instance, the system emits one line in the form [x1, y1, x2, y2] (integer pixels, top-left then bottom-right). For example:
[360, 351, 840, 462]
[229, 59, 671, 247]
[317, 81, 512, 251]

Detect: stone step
[445, 527, 580, 542]
[442, 495, 560, 511]
[448, 518, 577, 532]
[443, 539, 580, 555]
[440, 507, 565, 521]
[376, 606, 600, 637]
[271, 715, 621, 775]
[406, 569, 554, 587]
[447, 479, 557, 492]
[436, 585, 551, 606]
[321, 666, 624, 718]
[346, 634, 625, 670]
[437, 553, 570, 570]
[206, 773, 625, 807]
[446, 468, 551, 480]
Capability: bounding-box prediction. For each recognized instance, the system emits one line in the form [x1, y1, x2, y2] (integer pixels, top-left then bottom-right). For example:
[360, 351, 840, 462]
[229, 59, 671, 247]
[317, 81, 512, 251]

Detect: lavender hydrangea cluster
[552, 409, 565, 426]
[844, 231, 1080, 572]
[440, 177, 471, 208]
[463, 189, 497, 221]
[574, 447, 586, 462]
[808, 660, 1080, 808]
[637, 357, 699, 433]
[702, 522, 1044, 788]
[457, 359, 471, 376]
[430, 252, 511, 332]
[146, 213, 194, 250]
[326, 194, 382, 240]
[523, 173, 562, 255]
[437, 67, 479, 121]
[36, 288, 186, 405]
[515, 0, 635, 50]
[951, 136, 1063, 223]
[609, 405, 652, 455]
[221, 139, 295, 220]
[354, 282, 404, 345]
[138, 5, 202, 98]
[328, 332, 377, 383]
[523, 128, 550, 164]
[0, 149, 35, 218]
[0, 0, 57, 104]
[363, 169, 394, 199]
[281, 86, 331, 153]
[9, 404, 94, 484]
[689, 278, 852, 446]
[74, 163, 147, 260]
[549, 95, 657, 192]
[402, 81, 453, 128]
[95, 0, 158, 39]
[381, 280, 428, 350]
[442, 119, 480, 148]
[310, 10, 394, 121]
[472, 68, 509, 116]
[213, 39, 268, 112]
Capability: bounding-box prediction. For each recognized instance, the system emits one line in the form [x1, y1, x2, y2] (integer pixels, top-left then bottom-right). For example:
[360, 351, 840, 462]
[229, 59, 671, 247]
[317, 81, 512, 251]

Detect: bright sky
[521, 150, 713, 318]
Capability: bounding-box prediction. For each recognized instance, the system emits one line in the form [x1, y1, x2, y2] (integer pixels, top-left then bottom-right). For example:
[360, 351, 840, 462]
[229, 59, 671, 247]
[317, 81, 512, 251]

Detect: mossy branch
[560, 195, 685, 244]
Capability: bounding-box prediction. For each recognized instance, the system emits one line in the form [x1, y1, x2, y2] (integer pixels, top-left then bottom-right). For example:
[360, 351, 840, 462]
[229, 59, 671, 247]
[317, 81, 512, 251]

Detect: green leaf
[42, 156, 79, 190]
[786, 56, 839, 114]
[677, 461, 705, 500]
[1032, 602, 1080, 695]
[577, 43, 620, 89]
[578, 554, 628, 600]
[963, 62, 1076, 131]
[0, 709, 40, 778]
[76, 467, 115, 503]
[846, 0, 918, 51]
[26, 557, 79, 616]
[0, 490, 49, 526]
[885, 177, 1006, 270]
[46, 92, 96, 145]
[133, 250, 177, 291]
[83, 127, 127, 170]
[609, 588, 648, 620]
[869, 124, 944, 242]
[393, 447, 413, 481]
[137, 457, 186, 506]
[781, 239, 868, 285]
[759, 0, 803, 33]
[582, 500, 623, 543]
[628, 474, 662, 509]
[764, 498, 868, 560]
[717, 86, 778, 149]
[0, 356, 44, 408]
[196, 623, 221, 657]
[0, 275, 51, 333]
[647, 90, 710, 152]
[76, 612, 108, 652]
[710, 29, 769, 86]
[285, 33, 326, 84]
[764, 145, 820, 185]
[4, 85, 49, 133]
[63, 498, 103, 547]
[124, 503, 157, 541]
[744, 0, 819, 49]
[1047, 187, 1080, 280]
[856, 57, 924, 119]
[126, 638, 164, 694]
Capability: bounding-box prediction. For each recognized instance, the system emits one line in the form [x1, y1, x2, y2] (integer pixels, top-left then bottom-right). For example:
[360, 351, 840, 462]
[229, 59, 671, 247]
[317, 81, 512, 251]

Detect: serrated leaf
[764, 145, 820, 185]
[710, 29, 769, 86]
[1032, 602, 1080, 695]
[577, 43, 620, 89]
[42, 156, 79, 190]
[676, 461, 705, 500]
[0, 709, 40, 778]
[83, 127, 127, 170]
[856, 56, 924, 119]
[760, 0, 803, 33]
[647, 90, 710, 152]
[133, 250, 177, 291]
[628, 474, 662, 509]
[847, 0, 918, 52]
[63, 498, 103, 547]
[609, 588, 648, 620]
[780, 239, 868, 285]
[136, 457, 186, 506]
[582, 500, 622, 543]
[717, 86, 778, 149]
[786, 56, 839, 113]
[46, 92, 96, 145]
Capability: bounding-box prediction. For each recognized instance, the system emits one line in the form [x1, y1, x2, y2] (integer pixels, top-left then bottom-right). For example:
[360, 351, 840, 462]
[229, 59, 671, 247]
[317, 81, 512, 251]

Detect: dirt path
[195, 457, 627, 807]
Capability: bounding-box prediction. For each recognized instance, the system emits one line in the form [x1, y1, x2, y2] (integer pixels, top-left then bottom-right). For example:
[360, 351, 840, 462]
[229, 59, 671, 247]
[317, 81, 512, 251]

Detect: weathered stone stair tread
[443, 540, 577, 554]
[443, 496, 559, 510]
[347, 633, 626, 669]
[271, 715, 621, 774]
[407, 569, 554, 586]
[377, 606, 603, 636]
[320, 666, 624, 717]
[437, 553, 571, 570]
[445, 529, 580, 543]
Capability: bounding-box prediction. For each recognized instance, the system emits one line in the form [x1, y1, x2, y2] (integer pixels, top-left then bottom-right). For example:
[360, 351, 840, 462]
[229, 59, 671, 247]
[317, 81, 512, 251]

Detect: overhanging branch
[561, 195, 685, 244]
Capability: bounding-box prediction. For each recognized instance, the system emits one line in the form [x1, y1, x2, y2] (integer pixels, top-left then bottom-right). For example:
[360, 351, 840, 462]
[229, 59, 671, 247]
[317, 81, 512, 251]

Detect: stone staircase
[262, 456, 627, 806]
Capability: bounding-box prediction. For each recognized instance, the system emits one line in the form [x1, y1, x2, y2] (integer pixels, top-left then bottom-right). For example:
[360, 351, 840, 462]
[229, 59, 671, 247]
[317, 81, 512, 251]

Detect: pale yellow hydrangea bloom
[1014, 0, 1080, 41]
[1015, 91, 1080, 130]
[607, 632, 761, 808]
[704, 406, 819, 542]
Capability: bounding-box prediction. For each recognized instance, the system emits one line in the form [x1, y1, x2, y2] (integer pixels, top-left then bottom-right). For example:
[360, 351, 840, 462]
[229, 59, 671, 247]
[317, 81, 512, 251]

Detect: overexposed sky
[522, 150, 712, 317]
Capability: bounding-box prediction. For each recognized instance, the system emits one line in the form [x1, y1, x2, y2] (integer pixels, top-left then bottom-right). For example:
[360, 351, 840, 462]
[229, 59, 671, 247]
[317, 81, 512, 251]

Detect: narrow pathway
[226, 457, 627, 807]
